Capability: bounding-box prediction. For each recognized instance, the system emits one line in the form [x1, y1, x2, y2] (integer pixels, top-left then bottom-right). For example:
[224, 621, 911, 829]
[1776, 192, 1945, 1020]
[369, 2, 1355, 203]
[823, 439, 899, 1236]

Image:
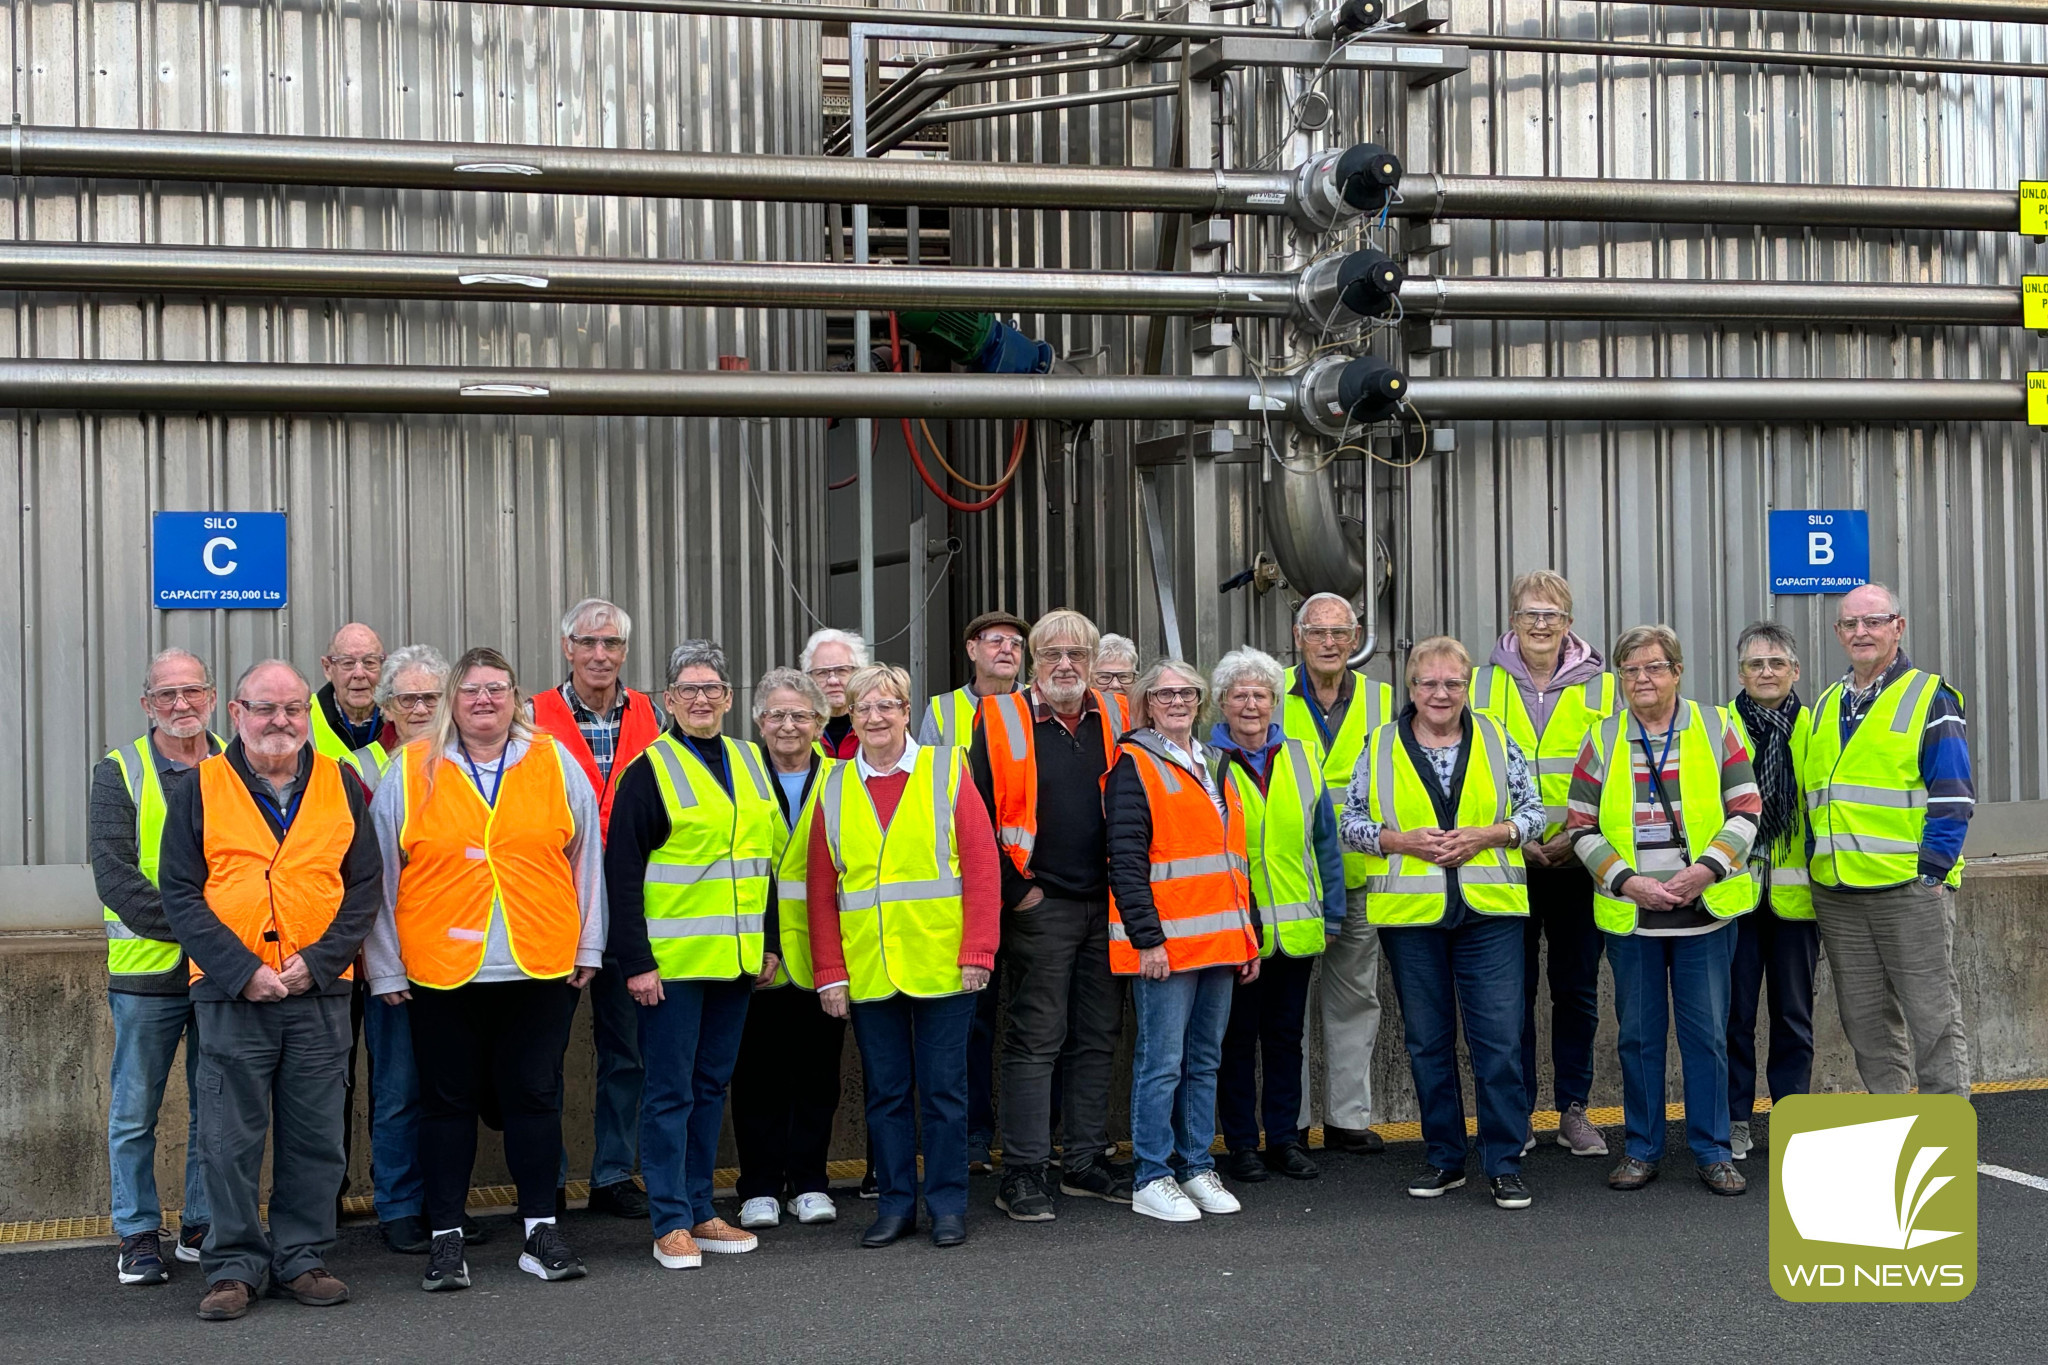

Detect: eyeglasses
[457, 681, 513, 700]
[974, 632, 1024, 651]
[146, 685, 213, 707]
[1298, 626, 1356, 643]
[1149, 687, 1200, 704]
[237, 700, 311, 720]
[1618, 661, 1675, 681]
[809, 665, 857, 681]
[1095, 670, 1137, 688]
[1513, 608, 1569, 626]
[569, 634, 628, 654]
[390, 691, 441, 713]
[1739, 655, 1794, 674]
[852, 698, 906, 718]
[323, 654, 385, 673]
[1223, 688, 1273, 705]
[669, 682, 730, 702]
[759, 708, 817, 727]
[1413, 678, 1468, 695]
[1835, 612, 1901, 633]
[1035, 647, 1093, 665]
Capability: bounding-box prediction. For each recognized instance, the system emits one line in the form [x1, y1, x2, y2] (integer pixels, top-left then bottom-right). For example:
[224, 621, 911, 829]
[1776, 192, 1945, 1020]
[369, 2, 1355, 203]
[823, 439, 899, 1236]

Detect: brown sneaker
[196, 1279, 256, 1321]
[1698, 1160, 1748, 1197]
[689, 1218, 759, 1255]
[652, 1228, 703, 1270]
[277, 1268, 350, 1306]
[1608, 1156, 1659, 1191]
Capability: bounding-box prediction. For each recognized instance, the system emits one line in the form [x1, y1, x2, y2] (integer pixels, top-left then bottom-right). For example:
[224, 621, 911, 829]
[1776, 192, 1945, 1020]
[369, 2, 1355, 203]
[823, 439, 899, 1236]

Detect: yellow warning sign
[2025, 182, 2048, 236]
[2028, 278, 2048, 330]
[2031, 372, 2048, 427]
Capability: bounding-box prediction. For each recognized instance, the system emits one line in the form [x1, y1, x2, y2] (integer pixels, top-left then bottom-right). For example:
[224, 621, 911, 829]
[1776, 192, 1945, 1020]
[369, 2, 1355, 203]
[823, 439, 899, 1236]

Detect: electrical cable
[738, 422, 830, 630]
[887, 311, 1030, 513]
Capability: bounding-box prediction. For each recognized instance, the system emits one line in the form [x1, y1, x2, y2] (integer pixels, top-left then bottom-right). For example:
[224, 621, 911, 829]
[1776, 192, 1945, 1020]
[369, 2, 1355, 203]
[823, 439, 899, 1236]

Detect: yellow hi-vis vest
[348, 740, 396, 794]
[1723, 701, 1815, 920]
[1213, 738, 1331, 957]
[924, 686, 980, 748]
[1280, 666, 1393, 892]
[818, 746, 968, 1002]
[639, 733, 780, 980]
[1803, 669, 1964, 891]
[766, 759, 834, 990]
[309, 701, 367, 763]
[102, 734, 221, 976]
[1588, 703, 1759, 935]
[1471, 666, 1618, 841]
[1355, 715, 1529, 926]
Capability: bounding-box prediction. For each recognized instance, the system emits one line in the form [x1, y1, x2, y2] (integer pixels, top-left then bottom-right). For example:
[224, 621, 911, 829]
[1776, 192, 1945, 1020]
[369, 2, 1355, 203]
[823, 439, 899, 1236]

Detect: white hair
[1097, 633, 1139, 668]
[1294, 592, 1358, 628]
[560, 597, 632, 643]
[1844, 581, 1905, 616]
[376, 644, 451, 704]
[799, 627, 871, 671]
[1211, 647, 1285, 700]
[143, 647, 213, 694]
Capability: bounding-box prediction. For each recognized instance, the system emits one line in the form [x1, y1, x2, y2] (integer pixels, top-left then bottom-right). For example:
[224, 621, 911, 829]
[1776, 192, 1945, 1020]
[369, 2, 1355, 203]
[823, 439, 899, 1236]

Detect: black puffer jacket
[1105, 731, 1261, 953]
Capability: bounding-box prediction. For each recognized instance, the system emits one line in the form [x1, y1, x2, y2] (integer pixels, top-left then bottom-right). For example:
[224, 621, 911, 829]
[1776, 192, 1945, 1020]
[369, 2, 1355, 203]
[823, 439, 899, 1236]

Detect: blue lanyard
[250, 786, 303, 834]
[458, 741, 507, 807]
[1633, 712, 1680, 820]
[1298, 673, 1337, 750]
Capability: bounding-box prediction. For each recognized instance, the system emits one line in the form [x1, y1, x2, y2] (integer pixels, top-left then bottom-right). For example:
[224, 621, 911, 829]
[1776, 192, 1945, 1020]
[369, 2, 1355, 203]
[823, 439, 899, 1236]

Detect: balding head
[321, 623, 386, 721]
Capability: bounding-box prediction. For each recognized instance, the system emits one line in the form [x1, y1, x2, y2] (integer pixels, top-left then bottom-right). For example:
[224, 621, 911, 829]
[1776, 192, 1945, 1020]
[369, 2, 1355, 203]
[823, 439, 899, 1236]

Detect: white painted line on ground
[1978, 1162, 2048, 1191]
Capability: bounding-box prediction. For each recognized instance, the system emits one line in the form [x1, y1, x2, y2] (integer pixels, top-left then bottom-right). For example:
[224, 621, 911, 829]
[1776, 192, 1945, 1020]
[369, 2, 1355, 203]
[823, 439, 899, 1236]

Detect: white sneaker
[1178, 1170, 1242, 1215]
[1730, 1120, 1753, 1162]
[1132, 1178, 1202, 1223]
[738, 1197, 781, 1230]
[787, 1191, 838, 1225]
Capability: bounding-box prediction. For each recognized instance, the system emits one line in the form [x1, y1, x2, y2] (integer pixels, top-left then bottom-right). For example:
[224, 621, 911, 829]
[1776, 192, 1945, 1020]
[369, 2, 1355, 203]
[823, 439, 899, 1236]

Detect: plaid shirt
[561, 680, 628, 784]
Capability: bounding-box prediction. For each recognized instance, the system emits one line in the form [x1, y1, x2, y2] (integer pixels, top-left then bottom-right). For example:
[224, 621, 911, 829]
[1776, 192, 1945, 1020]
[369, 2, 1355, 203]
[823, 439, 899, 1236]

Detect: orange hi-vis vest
[1108, 733, 1258, 976]
[980, 687, 1128, 878]
[530, 685, 661, 839]
[392, 738, 582, 989]
[195, 750, 357, 984]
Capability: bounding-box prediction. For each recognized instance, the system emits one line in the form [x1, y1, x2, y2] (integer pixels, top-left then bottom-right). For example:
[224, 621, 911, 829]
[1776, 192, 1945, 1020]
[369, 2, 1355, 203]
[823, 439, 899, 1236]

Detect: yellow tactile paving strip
[7, 1076, 2042, 1247]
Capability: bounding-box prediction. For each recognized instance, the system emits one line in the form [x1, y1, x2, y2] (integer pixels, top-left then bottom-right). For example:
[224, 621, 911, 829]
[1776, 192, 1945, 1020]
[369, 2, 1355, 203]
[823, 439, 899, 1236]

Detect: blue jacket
[1209, 721, 1347, 933]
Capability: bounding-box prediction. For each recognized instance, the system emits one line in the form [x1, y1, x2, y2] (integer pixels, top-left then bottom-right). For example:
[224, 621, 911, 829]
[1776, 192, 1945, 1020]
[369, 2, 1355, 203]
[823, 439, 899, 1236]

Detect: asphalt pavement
[4, 1090, 2042, 1365]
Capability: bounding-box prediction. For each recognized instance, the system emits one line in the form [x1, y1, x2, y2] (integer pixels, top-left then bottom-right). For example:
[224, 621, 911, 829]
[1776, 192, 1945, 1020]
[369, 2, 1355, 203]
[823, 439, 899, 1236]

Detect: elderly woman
[1207, 647, 1345, 1185]
[730, 668, 848, 1232]
[1566, 625, 1759, 1198]
[809, 665, 1000, 1249]
[1094, 633, 1141, 700]
[1342, 637, 1545, 1210]
[605, 641, 781, 1270]
[800, 627, 872, 759]
[1106, 660, 1261, 1224]
[365, 648, 605, 1292]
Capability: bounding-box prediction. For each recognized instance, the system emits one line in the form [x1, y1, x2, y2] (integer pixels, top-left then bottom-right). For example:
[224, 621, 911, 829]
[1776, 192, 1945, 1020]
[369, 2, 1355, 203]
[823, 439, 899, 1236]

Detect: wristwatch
[1503, 822, 1522, 849]
[1919, 874, 1943, 889]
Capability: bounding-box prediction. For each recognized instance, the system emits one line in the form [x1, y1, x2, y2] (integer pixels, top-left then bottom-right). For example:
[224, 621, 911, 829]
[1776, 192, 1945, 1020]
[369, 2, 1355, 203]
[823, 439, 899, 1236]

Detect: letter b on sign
[1808, 532, 1835, 566]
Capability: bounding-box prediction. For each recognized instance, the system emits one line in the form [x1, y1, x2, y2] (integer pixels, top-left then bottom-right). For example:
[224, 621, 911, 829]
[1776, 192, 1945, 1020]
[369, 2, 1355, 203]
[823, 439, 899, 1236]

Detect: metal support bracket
[1188, 35, 1470, 87]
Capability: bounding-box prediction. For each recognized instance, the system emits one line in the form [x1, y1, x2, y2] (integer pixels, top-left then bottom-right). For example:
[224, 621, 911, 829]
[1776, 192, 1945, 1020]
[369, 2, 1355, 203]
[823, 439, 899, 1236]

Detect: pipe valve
[1301, 0, 1386, 42]
[1295, 353, 1410, 437]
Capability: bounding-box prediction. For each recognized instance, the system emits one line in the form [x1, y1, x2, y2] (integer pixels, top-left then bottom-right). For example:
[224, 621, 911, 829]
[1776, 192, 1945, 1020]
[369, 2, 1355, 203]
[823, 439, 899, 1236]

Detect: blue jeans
[107, 991, 210, 1236]
[1381, 913, 1528, 1178]
[363, 993, 423, 1222]
[1608, 926, 1738, 1166]
[564, 958, 646, 1190]
[1130, 965, 1235, 1191]
[851, 991, 976, 1220]
[637, 977, 753, 1235]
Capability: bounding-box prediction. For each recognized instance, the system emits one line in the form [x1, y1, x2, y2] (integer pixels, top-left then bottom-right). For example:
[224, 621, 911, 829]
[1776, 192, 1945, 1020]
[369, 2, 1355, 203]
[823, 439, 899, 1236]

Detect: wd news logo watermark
[1769, 1094, 1976, 1303]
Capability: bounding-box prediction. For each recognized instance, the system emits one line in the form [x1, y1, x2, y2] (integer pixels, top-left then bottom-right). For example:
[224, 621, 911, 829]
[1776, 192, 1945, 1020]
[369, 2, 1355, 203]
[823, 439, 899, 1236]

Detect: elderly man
[1802, 583, 1974, 1097]
[158, 661, 381, 1321]
[970, 608, 1131, 1220]
[90, 648, 222, 1285]
[919, 610, 1029, 748]
[310, 624, 394, 763]
[801, 628, 871, 759]
[530, 597, 660, 1222]
[1280, 592, 1394, 1156]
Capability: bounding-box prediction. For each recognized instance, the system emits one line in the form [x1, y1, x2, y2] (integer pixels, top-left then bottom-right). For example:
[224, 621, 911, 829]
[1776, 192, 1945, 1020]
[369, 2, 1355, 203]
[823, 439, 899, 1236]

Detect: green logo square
[1769, 1093, 1977, 1302]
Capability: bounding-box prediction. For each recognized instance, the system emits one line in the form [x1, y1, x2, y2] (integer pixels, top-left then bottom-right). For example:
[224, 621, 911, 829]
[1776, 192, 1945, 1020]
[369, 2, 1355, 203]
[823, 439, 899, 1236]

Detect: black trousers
[1217, 951, 1317, 1152]
[1521, 862, 1605, 1113]
[409, 978, 579, 1229]
[729, 984, 848, 1201]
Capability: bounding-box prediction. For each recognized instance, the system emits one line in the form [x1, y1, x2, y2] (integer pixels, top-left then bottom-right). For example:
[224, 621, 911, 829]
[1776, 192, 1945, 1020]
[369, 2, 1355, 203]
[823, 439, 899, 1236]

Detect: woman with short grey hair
[353, 645, 452, 792]
[1095, 634, 1141, 698]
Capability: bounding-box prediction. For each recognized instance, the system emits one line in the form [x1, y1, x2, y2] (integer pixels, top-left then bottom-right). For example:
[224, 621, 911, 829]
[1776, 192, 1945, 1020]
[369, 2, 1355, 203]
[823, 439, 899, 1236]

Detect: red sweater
[808, 765, 1002, 990]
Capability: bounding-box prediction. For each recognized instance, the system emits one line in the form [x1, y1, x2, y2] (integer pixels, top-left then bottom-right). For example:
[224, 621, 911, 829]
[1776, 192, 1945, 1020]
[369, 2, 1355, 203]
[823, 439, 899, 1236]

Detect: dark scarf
[1735, 690, 1801, 851]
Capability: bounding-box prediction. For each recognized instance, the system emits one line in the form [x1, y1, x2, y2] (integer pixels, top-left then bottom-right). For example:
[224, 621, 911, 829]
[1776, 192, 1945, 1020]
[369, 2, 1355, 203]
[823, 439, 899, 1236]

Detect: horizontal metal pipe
[1405, 378, 2027, 421]
[1406, 276, 2022, 324]
[0, 361, 1285, 420]
[1398, 173, 2021, 231]
[1399, 27, 2045, 79]
[0, 242, 1305, 317]
[437, 0, 1245, 41]
[1606, 0, 2048, 24]
[8, 124, 1296, 217]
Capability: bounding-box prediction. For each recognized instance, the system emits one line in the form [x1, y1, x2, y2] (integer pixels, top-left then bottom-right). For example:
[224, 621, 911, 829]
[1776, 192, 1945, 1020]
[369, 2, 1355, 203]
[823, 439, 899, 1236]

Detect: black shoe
[1324, 1124, 1385, 1155]
[860, 1215, 916, 1248]
[587, 1179, 649, 1219]
[929, 1214, 966, 1248]
[1490, 1174, 1533, 1210]
[858, 1168, 879, 1201]
[420, 1232, 471, 1292]
[1059, 1158, 1135, 1204]
[518, 1222, 587, 1281]
[995, 1166, 1056, 1222]
[1225, 1149, 1270, 1183]
[117, 1230, 171, 1286]
[381, 1216, 431, 1255]
[1265, 1143, 1321, 1181]
[1406, 1166, 1467, 1198]
[461, 1218, 490, 1246]
[175, 1223, 207, 1264]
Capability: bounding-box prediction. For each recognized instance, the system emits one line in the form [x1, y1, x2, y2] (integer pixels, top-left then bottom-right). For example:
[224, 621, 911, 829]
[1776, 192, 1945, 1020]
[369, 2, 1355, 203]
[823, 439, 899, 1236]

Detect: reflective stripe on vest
[1589, 702, 1758, 934]
[1471, 666, 1616, 841]
[1216, 737, 1328, 958]
[982, 688, 1126, 878]
[1724, 701, 1815, 920]
[819, 746, 968, 1002]
[1280, 667, 1393, 892]
[1355, 714, 1529, 926]
[640, 734, 779, 980]
[103, 737, 188, 976]
[393, 739, 582, 988]
[196, 750, 357, 984]
[1803, 669, 1962, 890]
[1108, 736, 1256, 976]
[766, 758, 833, 990]
[348, 740, 395, 794]
[928, 688, 979, 748]
[307, 703, 357, 763]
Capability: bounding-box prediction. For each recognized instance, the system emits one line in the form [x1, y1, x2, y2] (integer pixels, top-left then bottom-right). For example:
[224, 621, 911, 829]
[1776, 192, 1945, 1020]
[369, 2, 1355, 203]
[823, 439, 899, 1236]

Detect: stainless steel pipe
[1397, 174, 2022, 232]
[1404, 378, 2028, 421]
[1608, 0, 2048, 24]
[1405, 277, 2022, 325]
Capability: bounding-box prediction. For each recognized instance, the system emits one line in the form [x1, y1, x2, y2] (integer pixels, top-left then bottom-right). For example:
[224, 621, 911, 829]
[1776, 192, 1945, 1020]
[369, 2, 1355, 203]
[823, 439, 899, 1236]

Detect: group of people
[89, 573, 1974, 1318]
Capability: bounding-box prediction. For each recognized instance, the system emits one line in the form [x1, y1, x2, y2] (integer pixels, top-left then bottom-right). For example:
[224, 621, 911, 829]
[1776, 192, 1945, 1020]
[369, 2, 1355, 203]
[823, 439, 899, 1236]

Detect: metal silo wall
[0, 2, 827, 866]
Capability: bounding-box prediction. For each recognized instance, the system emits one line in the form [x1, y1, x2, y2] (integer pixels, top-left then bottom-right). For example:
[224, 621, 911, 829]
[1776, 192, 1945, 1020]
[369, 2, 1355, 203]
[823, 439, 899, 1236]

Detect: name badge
[1639, 822, 1673, 846]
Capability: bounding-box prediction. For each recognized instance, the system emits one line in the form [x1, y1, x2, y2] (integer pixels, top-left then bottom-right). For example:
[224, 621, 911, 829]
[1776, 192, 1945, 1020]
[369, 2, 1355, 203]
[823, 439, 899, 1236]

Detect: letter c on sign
[202, 536, 239, 576]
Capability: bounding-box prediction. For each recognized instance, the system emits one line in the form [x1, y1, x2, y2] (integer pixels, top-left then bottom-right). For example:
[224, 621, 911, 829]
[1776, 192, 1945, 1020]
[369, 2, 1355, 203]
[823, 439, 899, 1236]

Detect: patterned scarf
[1735, 690, 1801, 852]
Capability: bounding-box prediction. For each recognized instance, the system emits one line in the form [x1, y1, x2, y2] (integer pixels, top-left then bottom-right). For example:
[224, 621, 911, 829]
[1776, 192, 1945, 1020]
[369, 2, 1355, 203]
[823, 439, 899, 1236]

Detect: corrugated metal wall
[1, 2, 827, 867]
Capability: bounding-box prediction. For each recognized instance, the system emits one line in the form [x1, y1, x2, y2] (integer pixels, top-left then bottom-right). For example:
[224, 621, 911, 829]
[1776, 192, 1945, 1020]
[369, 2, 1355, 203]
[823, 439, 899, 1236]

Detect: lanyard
[250, 785, 303, 834]
[1633, 712, 1680, 828]
[458, 741, 508, 807]
[1298, 673, 1338, 750]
